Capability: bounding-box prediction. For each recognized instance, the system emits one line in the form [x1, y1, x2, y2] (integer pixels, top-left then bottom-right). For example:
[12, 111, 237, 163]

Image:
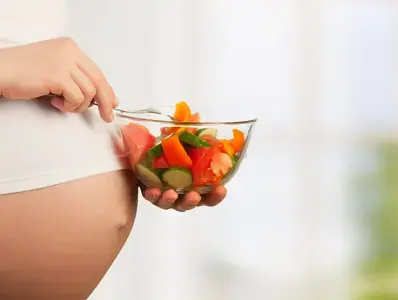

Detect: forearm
[0, 49, 6, 96]
[0, 47, 14, 97]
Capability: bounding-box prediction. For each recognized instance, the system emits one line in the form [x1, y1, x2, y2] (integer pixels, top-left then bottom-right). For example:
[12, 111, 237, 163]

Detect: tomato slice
[197, 168, 218, 186]
[121, 123, 156, 166]
[191, 147, 220, 186]
[189, 148, 208, 165]
[210, 152, 233, 177]
[153, 154, 170, 169]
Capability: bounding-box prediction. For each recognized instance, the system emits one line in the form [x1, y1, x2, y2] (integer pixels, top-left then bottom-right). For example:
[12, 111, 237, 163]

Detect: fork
[91, 102, 176, 121]
[47, 93, 176, 121]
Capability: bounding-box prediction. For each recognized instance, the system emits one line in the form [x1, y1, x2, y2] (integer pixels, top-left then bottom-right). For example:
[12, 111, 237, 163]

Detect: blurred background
[68, 0, 398, 299]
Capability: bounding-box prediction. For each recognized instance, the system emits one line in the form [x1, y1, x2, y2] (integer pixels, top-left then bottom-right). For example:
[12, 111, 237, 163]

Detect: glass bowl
[114, 106, 257, 194]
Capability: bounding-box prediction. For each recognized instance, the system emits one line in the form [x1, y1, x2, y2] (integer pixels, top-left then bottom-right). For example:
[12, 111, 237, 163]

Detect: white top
[0, 0, 125, 194]
[0, 0, 68, 45]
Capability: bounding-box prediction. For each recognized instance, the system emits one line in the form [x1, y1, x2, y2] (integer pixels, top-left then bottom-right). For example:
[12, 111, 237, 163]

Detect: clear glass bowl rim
[115, 105, 258, 126]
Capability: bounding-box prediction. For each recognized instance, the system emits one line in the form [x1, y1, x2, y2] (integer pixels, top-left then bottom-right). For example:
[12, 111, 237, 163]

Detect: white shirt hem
[0, 159, 126, 195]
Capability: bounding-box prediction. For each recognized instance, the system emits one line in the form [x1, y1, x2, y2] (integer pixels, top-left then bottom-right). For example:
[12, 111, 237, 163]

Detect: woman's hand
[141, 186, 227, 212]
[0, 37, 117, 122]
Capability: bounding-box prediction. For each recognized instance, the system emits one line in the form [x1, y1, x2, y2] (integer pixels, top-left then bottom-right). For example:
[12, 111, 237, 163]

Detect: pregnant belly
[0, 169, 138, 300]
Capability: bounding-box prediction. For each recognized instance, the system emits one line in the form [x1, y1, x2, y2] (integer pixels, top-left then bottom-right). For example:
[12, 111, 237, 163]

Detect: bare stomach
[0, 170, 138, 300]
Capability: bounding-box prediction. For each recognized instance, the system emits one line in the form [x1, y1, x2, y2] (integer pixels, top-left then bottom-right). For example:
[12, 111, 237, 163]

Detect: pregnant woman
[0, 6, 227, 300]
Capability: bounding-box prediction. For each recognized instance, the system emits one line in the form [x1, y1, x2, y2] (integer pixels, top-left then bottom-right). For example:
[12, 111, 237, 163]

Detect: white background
[36, 0, 398, 299]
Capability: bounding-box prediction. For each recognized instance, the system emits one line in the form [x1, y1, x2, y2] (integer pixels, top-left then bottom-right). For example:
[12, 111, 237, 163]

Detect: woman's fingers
[0, 37, 116, 121]
[48, 42, 116, 121]
[113, 96, 119, 108]
[77, 58, 115, 123]
[201, 186, 227, 207]
[175, 192, 201, 212]
[143, 187, 162, 204]
[94, 82, 114, 123]
[107, 84, 119, 108]
[70, 68, 96, 113]
[50, 76, 84, 112]
[143, 188, 200, 211]
[142, 187, 226, 212]
[156, 190, 179, 209]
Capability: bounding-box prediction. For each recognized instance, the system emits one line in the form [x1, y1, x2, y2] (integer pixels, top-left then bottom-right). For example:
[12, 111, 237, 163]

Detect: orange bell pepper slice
[219, 139, 236, 156]
[166, 101, 193, 135]
[173, 101, 192, 122]
[161, 135, 192, 169]
[229, 129, 245, 153]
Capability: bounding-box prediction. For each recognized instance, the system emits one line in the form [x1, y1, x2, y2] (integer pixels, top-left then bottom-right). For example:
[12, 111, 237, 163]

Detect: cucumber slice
[179, 131, 210, 148]
[196, 128, 218, 138]
[135, 164, 163, 189]
[148, 144, 163, 159]
[161, 167, 193, 189]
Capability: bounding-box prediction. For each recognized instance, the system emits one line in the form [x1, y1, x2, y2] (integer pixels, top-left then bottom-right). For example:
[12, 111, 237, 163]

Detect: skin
[0, 170, 138, 300]
[143, 186, 227, 212]
[0, 37, 117, 122]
